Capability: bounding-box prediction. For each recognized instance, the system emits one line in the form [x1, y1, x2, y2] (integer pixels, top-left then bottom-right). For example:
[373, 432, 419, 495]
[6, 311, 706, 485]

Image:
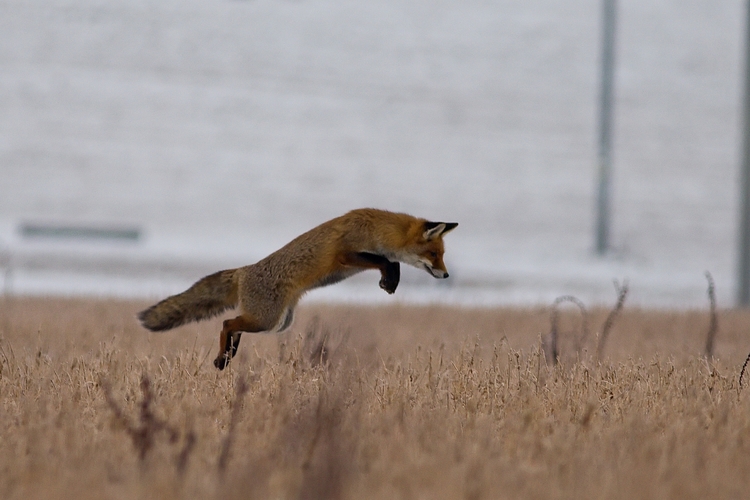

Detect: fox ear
[423, 221, 458, 240]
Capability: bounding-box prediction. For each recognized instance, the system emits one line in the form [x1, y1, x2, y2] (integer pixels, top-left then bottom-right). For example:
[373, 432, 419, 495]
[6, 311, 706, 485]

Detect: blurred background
[0, 0, 743, 307]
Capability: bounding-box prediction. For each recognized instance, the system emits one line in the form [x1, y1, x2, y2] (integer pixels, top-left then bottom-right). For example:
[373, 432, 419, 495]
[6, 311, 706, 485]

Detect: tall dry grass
[2, 296, 750, 499]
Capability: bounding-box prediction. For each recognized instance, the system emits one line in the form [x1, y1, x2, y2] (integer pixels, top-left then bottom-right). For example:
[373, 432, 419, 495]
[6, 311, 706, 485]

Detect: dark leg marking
[345, 252, 401, 294]
[214, 316, 261, 370]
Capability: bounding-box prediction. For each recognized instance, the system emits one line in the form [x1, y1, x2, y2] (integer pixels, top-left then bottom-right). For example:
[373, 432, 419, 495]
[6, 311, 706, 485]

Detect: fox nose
[444, 272, 449, 278]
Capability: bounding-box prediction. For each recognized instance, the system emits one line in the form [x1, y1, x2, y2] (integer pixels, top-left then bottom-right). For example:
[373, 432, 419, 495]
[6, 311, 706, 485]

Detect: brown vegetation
[2, 296, 750, 499]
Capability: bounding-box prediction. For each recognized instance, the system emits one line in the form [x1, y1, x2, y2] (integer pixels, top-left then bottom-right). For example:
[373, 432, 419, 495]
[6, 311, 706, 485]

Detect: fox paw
[213, 353, 230, 370]
[379, 277, 398, 294]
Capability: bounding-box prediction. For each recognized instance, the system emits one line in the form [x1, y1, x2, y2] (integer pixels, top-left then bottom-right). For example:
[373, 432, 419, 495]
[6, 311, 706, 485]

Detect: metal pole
[738, 1, 750, 306]
[595, 0, 617, 255]
[0, 239, 10, 297]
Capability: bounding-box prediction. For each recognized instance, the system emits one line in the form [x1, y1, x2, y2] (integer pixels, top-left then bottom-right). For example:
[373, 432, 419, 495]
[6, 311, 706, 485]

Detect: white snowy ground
[0, 0, 744, 308]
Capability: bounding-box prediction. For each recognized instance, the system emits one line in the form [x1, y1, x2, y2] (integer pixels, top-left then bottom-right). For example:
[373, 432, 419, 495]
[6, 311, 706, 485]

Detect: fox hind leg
[212, 333, 241, 371]
[214, 315, 266, 370]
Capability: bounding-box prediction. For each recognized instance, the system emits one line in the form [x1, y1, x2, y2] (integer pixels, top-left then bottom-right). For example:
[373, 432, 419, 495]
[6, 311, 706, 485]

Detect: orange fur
[138, 208, 457, 369]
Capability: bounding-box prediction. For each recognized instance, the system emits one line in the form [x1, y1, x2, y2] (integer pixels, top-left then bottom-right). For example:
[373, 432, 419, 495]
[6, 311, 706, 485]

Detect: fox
[138, 208, 458, 370]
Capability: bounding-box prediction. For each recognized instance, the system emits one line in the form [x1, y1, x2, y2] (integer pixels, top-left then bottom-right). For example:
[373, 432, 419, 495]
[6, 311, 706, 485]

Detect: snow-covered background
[0, 0, 744, 308]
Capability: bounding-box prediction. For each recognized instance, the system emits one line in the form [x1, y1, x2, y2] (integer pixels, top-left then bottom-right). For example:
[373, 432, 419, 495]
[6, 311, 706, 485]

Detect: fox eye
[428, 251, 438, 258]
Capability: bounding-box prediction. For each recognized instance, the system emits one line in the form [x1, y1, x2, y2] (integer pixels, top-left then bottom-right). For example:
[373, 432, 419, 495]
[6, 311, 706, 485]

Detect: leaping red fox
[138, 208, 458, 370]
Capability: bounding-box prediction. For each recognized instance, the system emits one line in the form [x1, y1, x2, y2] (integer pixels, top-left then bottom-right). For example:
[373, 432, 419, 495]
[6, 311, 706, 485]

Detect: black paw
[213, 354, 230, 370]
[379, 278, 395, 294]
[379, 261, 400, 294]
[379, 275, 399, 294]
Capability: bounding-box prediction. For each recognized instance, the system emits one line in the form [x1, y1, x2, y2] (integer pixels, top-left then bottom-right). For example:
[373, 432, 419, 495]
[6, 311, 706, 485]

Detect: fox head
[408, 221, 458, 279]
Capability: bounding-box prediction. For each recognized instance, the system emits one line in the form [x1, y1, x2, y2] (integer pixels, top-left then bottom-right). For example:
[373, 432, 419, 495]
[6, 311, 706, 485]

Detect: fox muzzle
[428, 267, 449, 279]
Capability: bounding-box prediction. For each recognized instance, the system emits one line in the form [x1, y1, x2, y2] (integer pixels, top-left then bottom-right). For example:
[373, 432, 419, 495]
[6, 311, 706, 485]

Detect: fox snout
[430, 268, 449, 279]
[423, 262, 449, 279]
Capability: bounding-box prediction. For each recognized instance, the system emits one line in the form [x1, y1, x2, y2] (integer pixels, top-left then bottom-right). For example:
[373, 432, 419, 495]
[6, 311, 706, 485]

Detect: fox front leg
[379, 260, 400, 294]
[357, 252, 400, 294]
[342, 252, 401, 294]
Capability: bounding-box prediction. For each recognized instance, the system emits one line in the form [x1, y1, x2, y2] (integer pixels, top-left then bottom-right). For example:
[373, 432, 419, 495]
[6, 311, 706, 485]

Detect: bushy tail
[138, 269, 239, 331]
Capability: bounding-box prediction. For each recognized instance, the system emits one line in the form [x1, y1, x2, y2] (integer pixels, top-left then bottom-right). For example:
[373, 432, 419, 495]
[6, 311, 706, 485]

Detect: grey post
[595, 0, 617, 255]
[738, 1, 750, 305]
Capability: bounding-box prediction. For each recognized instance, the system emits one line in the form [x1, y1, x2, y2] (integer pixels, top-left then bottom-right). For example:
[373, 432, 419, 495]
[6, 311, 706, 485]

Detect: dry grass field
[2, 295, 750, 499]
